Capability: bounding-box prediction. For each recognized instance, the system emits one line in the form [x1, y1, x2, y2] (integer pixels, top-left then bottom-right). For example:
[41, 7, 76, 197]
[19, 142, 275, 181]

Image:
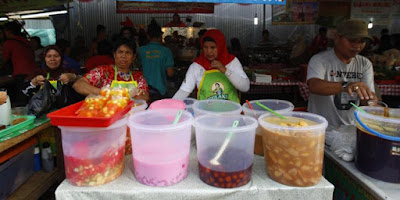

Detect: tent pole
[67, 1, 71, 42]
[262, 4, 266, 31]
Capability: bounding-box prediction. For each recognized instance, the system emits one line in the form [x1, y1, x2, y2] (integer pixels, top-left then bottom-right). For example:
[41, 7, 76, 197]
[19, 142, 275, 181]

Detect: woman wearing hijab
[22, 45, 78, 98]
[173, 29, 249, 103]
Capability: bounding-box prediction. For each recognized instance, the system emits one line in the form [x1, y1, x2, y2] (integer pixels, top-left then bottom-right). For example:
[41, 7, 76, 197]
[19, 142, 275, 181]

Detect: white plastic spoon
[210, 120, 239, 165]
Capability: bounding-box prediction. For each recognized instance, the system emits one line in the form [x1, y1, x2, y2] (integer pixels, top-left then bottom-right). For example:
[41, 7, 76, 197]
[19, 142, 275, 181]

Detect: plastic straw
[246, 100, 253, 110]
[173, 110, 183, 124]
[350, 102, 366, 113]
[255, 101, 286, 120]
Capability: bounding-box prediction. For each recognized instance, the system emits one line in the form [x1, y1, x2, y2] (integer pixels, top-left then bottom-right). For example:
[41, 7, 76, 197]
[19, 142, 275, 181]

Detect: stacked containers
[194, 115, 258, 188]
[258, 112, 327, 187]
[193, 100, 242, 117]
[59, 118, 127, 186]
[128, 109, 193, 186]
[242, 99, 294, 155]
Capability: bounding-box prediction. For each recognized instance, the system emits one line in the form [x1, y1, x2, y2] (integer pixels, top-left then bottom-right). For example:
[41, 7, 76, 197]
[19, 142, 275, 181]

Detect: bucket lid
[258, 111, 328, 133]
[355, 106, 400, 141]
[149, 99, 186, 110]
[194, 114, 258, 133]
[59, 117, 127, 132]
[193, 99, 242, 116]
[242, 99, 294, 117]
[128, 108, 193, 131]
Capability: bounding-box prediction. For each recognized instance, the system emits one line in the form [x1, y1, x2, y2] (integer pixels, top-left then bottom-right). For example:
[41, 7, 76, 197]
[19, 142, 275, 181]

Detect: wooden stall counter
[0, 117, 65, 200]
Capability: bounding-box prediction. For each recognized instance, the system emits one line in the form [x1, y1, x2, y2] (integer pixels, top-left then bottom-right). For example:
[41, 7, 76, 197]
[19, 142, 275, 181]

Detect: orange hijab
[194, 29, 235, 71]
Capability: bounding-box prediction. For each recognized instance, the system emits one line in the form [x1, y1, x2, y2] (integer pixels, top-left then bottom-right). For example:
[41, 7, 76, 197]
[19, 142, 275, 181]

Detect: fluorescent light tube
[21, 10, 67, 19]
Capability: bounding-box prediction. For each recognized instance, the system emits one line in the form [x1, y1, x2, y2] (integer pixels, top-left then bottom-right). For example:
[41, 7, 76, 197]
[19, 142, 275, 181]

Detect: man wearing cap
[307, 19, 377, 127]
[138, 23, 174, 102]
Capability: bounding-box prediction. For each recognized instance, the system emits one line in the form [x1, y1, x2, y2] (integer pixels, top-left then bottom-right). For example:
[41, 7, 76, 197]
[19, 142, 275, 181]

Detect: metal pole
[262, 4, 266, 31]
[67, 1, 71, 42]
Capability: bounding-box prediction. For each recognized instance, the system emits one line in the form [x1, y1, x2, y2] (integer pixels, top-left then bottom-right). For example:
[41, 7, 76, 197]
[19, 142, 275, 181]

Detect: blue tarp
[123, 0, 286, 5]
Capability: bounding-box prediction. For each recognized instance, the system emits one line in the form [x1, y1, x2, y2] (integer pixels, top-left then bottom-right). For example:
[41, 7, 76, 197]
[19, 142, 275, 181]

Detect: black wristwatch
[341, 82, 348, 92]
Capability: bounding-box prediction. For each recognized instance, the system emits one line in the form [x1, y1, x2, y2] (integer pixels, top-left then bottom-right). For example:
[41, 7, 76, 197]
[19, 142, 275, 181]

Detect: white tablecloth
[56, 145, 334, 200]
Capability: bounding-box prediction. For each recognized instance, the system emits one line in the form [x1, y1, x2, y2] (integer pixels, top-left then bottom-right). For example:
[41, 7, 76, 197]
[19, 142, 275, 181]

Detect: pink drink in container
[128, 109, 193, 186]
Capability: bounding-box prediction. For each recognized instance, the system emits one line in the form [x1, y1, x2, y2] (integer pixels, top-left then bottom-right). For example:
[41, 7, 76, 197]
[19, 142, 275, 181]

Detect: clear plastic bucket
[128, 109, 193, 186]
[242, 99, 294, 156]
[194, 114, 258, 188]
[193, 100, 242, 117]
[258, 112, 327, 187]
[59, 118, 127, 186]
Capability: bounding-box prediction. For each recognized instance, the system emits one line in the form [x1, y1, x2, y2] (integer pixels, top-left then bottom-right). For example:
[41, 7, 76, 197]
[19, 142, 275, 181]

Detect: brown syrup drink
[198, 147, 253, 188]
[261, 116, 325, 187]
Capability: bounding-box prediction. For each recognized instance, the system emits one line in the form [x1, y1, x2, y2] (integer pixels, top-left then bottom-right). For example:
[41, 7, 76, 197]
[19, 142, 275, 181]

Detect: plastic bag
[55, 82, 84, 108]
[28, 80, 56, 117]
[55, 81, 67, 108]
[329, 125, 357, 162]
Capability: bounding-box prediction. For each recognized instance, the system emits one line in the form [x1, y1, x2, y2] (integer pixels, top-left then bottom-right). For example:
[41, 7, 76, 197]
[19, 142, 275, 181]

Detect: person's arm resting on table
[72, 77, 100, 96]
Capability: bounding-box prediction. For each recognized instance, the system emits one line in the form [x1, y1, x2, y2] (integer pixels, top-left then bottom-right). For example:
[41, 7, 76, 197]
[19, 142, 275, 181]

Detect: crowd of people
[0, 16, 398, 131]
[0, 14, 250, 107]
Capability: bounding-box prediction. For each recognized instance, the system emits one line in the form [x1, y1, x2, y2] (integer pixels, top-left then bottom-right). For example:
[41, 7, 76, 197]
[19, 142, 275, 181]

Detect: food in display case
[262, 116, 325, 187]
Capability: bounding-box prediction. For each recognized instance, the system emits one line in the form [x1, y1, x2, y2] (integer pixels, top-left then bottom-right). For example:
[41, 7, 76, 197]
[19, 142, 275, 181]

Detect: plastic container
[193, 100, 242, 117]
[59, 118, 127, 186]
[47, 100, 134, 127]
[0, 95, 11, 126]
[34, 146, 41, 172]
[194, 114, 258, 188]
[183, 98, 197, 116]
[258, 112, 328, 187]
[128, 99, 148, 115]
[12, 106, 28, 116]
[0, 138, 35, 199]
[367, 100, 388, 107]
[149, 99, 186, 110]
[128, 109, 193, 187]
[0, 115, 36, 137]
[242, 99, 294, 156]
[354, 107, 400, 183]
[41, 142, 54, 172]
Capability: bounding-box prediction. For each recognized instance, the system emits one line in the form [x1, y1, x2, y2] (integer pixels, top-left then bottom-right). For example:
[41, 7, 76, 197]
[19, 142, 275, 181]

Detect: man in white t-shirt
[307, 20, 377, 127]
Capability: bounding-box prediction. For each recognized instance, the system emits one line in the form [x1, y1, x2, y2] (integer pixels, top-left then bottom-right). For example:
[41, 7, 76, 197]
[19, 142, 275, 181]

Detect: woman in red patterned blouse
[73, 38, 150, 101]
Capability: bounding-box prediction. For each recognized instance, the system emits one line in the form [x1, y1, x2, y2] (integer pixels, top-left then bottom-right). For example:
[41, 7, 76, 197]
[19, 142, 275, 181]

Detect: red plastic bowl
[47, 100, 133, 127]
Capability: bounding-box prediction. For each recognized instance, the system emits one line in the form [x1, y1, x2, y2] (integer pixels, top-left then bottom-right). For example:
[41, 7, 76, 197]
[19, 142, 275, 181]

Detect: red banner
[116, 1, 214, 14]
